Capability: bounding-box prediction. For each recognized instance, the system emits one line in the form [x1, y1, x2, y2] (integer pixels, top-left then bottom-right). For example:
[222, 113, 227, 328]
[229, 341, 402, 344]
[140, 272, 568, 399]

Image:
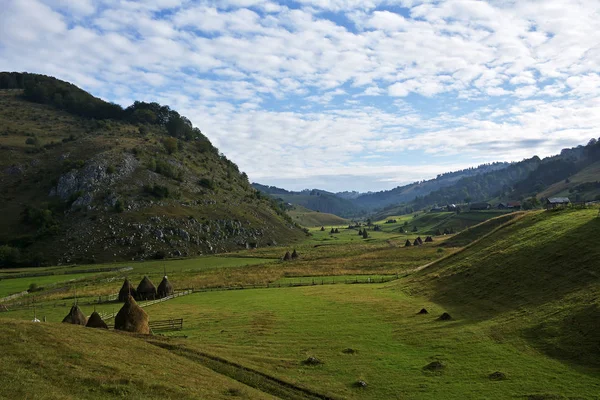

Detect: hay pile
[118, 278, 137, 302]
[157, 276, 174, 298]
[417, 236, 423, 245]
[291, 249, 298, 259]
[114, 295, 150, 334]
[404, 239, 412, 247]
[425, 236, 433, 242]
[283, 251, 292, 261]
[86, 311, 108, 329]
[438, 312, 452, 321]
[413, 238, 420, 246]
[136, 276, 157, 300]
[418, 308, 428, 314]
[62, 305, 87, 325]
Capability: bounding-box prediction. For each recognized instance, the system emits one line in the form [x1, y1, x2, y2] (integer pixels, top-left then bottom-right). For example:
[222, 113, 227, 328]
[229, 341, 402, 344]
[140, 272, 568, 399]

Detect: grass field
[287, 205, 349, 227]
[1, 208, 599, 399]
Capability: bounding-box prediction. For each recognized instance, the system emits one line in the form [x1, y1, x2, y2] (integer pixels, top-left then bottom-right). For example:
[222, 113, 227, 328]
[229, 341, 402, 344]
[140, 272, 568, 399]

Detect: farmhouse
[470, 202, 491, 211]
[498, 201, 521, 210]
[546, 197, 570, 210]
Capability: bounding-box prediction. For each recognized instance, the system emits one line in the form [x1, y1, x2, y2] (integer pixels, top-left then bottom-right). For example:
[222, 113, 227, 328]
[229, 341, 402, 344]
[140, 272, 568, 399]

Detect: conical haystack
[157, 276, 174, 298]
[62, 305, 87, 325]
[413, 238, 420, 246]
[86, 311, 108, 329]
[136, 276, 157, 300]
[118, 278, 137, 302]
[425, 236, 433, 243]
[291, 249, 298, 259]
[405, 239, 412, 247]
[283, 251, 292, 261]
[417, 236, 423, 245]
[114, 295, 149, 334]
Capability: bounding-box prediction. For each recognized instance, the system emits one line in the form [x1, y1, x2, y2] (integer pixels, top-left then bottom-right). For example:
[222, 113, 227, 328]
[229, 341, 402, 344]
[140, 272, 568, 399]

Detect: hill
[0, 73, 304, 266]
[353, 162, 510, 210]
[405, 207, 600, 367]
[286, 205, 349, 227]
[0, 320, 272, 399]
[252, 183, 363, 217]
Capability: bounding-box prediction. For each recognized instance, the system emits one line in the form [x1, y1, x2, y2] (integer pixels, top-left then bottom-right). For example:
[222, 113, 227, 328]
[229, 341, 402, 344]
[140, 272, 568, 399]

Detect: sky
[1, 0, 599, 192]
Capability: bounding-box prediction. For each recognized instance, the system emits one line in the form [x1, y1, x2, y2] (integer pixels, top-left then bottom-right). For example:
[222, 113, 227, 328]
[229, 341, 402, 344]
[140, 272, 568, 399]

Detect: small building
[546, 197, 570, 210]
[498, 201, 521, 210]
[470, 202, 491, 211]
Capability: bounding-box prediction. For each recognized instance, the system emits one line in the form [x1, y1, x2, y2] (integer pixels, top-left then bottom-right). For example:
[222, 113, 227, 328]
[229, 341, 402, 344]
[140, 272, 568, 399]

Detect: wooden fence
[99, 289, 193, 321]
[189, 274, 400, 294]
[149, 318, 183, 332]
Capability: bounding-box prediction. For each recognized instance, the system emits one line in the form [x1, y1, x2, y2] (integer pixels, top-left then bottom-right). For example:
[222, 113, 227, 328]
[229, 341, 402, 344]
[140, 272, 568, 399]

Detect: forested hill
[376, 139, 600, 217]
[0, 72, 305, 266]
[352, 162, 510, 210]
[251, 184, 364, 217]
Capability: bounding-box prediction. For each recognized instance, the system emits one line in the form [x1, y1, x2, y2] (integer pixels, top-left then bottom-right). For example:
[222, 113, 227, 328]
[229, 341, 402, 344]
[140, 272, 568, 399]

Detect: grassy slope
[538, 160, 600, 199]
[287, 205, 349, 227]
[374, 210, 511, 235]
[0, 321, 274, 400]
[405, 208, 600, 367]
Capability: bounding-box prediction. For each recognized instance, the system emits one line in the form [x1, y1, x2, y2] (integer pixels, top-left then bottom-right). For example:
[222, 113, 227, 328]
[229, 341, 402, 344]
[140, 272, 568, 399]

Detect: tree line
[0, 72, 212, 145]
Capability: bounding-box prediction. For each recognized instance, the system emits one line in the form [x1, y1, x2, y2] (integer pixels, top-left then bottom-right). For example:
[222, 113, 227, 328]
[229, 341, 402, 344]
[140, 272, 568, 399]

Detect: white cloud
[1, 0, 600, 191]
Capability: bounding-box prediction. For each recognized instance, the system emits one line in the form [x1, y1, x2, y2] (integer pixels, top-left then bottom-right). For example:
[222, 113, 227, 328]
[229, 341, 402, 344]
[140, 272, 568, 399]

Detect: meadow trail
[145, 338, 337, 400]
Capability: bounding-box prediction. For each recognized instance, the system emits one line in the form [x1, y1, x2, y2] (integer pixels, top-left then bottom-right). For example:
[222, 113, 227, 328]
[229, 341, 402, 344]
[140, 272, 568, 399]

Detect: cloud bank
[1, 0, 598, 191]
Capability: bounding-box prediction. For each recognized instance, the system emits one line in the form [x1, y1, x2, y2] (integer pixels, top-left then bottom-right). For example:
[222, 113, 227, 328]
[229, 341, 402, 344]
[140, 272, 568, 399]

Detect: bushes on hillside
[0, 245, 21, 267]
[143, 184, 170, 199]
[198, 178, 215, 190]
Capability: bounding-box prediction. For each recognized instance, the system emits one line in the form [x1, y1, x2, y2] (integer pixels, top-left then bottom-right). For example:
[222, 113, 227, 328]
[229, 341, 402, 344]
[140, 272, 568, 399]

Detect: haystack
[62, 305, 87, 325]
[417, 236, 423, 245]
[114, 295, 150, 334]
[291, 249, 298, 259]
[438, 312, 452, 321]
[283, 251, 292, 261]
[320, 226, 325, 231]
[86, 311, 108, 329]
[418, 308, 428, 314]
[118, 278, 137, 302]
[404, 239, 412, 247]
[413, 238, 420, 246]
[157, 276, 174, 298]
[136, 276, 157, 300]
[425, 236, 433, 243]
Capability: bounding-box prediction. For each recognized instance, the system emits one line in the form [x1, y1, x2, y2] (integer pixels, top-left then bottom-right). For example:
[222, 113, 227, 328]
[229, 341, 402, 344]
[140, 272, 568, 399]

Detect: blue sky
[1, 0, 599, 192]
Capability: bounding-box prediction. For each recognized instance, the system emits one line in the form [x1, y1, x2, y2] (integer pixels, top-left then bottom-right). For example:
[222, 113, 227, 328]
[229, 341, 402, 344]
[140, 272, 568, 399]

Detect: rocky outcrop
[50, 153, 138, 208]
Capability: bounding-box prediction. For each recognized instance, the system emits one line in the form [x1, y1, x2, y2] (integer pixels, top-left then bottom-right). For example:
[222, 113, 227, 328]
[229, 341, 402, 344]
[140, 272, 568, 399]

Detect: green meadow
[1, 208, 599, 399]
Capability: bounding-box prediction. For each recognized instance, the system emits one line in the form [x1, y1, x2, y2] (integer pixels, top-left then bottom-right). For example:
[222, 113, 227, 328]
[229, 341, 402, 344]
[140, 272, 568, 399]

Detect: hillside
[0, 320, 272, 399]
[537, 160, 600, 200]
[252, 184, 363, 217]
[0, 73, 304, 266]
[353, 162, 510, 210]
[405, 208, 600, 367]
[286, 205, 349, 227]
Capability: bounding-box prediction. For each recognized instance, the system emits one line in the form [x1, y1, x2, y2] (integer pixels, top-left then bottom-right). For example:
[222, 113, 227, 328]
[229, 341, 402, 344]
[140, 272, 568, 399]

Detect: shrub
[106, 165, 116, 174]
[0, 245, 20, 267]
[25, 137, 39, 146]
[163, 137, 178, 154]
[198, 178, 215, 190]
[143, 184, 170, 199]
[114, 199, 124, 212]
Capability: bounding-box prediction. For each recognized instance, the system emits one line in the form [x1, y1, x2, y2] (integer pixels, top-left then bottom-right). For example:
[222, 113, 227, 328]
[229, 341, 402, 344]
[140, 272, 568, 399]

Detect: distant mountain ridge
[254, 139, 600, 219]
